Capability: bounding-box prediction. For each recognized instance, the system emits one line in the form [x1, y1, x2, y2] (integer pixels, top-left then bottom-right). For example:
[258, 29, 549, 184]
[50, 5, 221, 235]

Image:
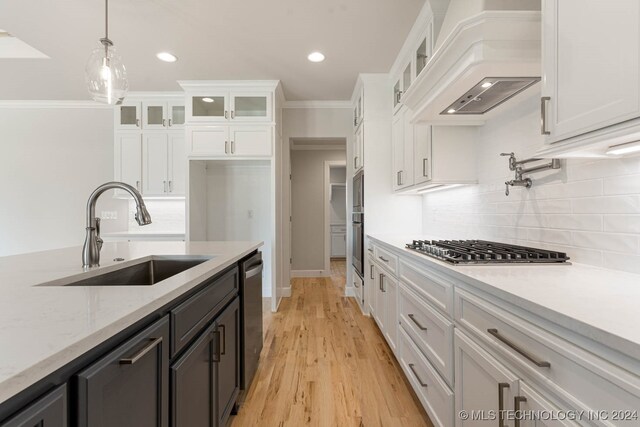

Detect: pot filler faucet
[82, 182, 152, 268]
[500, 153, 561, 196]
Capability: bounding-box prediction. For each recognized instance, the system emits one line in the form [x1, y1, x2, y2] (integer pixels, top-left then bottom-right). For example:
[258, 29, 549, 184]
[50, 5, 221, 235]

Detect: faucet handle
[505, 181, 510, 197]
[500, 152, 515, 157]
[95, 217, 103, 251]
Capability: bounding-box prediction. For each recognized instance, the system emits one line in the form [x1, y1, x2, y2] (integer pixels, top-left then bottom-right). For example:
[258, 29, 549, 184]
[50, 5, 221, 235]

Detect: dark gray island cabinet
[0, 255, 251, 427]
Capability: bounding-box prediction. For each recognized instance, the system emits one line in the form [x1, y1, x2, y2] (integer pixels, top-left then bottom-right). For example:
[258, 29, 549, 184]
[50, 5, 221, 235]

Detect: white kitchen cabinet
[116, 102, 142, 130]
[373, 264, 385, 331]
[189, 126, 228, 156]
[517, 383, 580, 427]
[142, 133, 169, 195]
[539, 0, 640, 156]
[381, 271, 398, 352]
[353, 124, 363, 172]
[413, 123, 432, 185]
[229, 126, 272, 157]
[168, 101, 186, 129]
[392, 108, 415, 191]
[454, 329, 519, 427]
[115, 132, 142, 192]
[118, 98, 184, 131]
[142, 101, 167, 130]
[353, 89, 363, 130]
[330, 226, 346, 257]
[168, 133, 186, 195]
[187, 92, 272, 123]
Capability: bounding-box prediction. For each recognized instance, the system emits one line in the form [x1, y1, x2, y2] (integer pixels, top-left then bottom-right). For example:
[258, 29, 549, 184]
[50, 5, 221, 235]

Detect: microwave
[353, 170, 363, 212]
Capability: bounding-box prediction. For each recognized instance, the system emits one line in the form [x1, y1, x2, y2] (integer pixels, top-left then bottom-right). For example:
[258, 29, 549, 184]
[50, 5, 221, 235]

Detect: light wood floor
[230, 259, 433, 427]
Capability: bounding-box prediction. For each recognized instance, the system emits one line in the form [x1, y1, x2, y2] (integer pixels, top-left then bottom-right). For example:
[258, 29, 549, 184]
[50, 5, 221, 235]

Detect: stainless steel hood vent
[441, 77, 540, 115]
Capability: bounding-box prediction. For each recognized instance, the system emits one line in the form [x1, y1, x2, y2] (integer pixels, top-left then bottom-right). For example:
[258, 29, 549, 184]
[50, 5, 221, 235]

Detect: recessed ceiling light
[156, 52, 177, 62]
[307, 51, 325, 62]
[202, 97, 214, 103]
[447, 108, 456, 114]
[481, 82, 493, 88]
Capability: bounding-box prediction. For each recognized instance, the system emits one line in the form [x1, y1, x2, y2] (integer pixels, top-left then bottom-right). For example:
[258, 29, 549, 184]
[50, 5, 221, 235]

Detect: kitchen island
[0, 240, 262, 426]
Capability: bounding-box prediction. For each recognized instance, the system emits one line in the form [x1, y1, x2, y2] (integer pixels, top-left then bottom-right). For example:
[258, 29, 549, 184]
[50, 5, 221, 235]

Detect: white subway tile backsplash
[421, 95, 640, 274]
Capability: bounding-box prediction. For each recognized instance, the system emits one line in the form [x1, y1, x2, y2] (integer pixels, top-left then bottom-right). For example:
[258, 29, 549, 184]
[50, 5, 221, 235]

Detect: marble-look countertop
[368, 234, 640, 361]
[0, 241, 261, 405]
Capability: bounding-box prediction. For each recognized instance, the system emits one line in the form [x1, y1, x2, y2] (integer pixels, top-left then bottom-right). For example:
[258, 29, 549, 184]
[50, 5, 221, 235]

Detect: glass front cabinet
[116, 98, 185, 130]
[187, 92, 272, 123]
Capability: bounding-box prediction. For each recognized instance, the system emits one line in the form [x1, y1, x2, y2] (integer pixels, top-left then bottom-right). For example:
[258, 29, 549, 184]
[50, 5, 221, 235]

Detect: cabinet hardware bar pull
[498, 382, 509, 427]
[408, 364, 427, 387]
[120, 337, 163, 365]
[423, 158, 429, 177]
[379, 256, 389, 263]
[488, 328, 551, 368]
[225, 141, 228, 154]
[540, 96, 551, 135]
[354, 156, 358, 169]
[408, 314, 427, 331]
[168, 119, 172, 127]
[162, 119, 166, 127]
[367, 248, 373, 253]
[163, 181, 167, 193]
[212, 330, 221, 362]
[168, 181, 173, 192]
[370, 264, 375, 280]
[219, 324, 226, 356]
[397, 171, 401, 186]
[399, 170, 404, 185]
[136, 118, 140, 127]
[514, 396, 527, 427]
[231, 110, 235, 119]
[379, 273, 384, 291]
[224, 110, 228, 119]
[231, 141, 235, 154]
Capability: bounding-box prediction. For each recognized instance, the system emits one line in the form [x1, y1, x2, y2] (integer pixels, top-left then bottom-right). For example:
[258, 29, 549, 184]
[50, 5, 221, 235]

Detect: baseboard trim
[291, 270, 329, 278]
[344, 286, 355, 297]
[280, 286, 292, 298]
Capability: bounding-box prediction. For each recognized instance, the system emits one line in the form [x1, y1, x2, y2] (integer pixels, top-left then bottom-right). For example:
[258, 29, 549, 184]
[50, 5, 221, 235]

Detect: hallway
[230, 260, 433, 426]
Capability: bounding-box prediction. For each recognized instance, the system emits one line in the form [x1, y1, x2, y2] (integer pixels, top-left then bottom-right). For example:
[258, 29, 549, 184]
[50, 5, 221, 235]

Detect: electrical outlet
[100, 211, 118, 220]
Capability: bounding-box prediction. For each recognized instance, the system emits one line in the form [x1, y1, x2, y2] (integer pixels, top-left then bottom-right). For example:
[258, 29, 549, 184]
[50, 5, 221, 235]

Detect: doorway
[326, 163, 347, 271]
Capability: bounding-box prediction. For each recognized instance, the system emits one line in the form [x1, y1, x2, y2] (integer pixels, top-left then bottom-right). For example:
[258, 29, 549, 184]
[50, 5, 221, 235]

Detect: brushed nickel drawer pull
[488, 328, 551, 368]
[378, 256, 389, 263]
[408, 364, 427, 387]
[498, 383, 509, 427]
[219, 324, 226, 355]
[370, 264, 375, 280]
[514, 396, 527, 427]
[120, 337, 163, 365]
[408, 314, 427, 331]
[541, 96, 551, 135]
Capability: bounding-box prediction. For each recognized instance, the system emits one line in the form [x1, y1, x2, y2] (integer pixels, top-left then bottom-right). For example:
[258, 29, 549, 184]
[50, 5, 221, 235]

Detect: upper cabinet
[353, 89, 363, 130]
[537, 0, 640, 157]
[186, 90, 272, 124]
[116, 96, 185, 130]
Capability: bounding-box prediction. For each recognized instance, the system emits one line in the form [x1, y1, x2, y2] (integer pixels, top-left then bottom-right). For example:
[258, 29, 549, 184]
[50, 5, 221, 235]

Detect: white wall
[291, 150, 346, 271]
[421, 92, 640, 274]
[0, 106, 127, 257]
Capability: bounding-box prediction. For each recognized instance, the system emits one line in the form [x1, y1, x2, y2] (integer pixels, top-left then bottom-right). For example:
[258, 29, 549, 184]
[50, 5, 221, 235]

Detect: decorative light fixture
[85, 0, 128, 105]
[307, 51, 325, 62]
[606, 140, 640, 156]
[156, 52, 177, 63]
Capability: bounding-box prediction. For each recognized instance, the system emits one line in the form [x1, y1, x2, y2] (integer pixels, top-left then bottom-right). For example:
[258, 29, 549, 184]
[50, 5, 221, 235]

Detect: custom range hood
[402, 0, 542, 125]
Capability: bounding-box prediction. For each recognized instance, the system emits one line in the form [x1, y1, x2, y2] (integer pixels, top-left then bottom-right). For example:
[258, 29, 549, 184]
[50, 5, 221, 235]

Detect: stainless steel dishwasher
[239, 251, 263, 401]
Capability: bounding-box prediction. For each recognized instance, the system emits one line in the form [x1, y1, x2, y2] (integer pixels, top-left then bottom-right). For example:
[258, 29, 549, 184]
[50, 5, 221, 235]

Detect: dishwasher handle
[245, 261, 263, 279]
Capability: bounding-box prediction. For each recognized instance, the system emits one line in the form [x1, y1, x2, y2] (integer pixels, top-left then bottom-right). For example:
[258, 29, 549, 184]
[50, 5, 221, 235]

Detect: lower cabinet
[372, 261, 398, 352]
[76, 316, 171, 427]
[0, 385, 67, 427]
[171, 296, 239, 427]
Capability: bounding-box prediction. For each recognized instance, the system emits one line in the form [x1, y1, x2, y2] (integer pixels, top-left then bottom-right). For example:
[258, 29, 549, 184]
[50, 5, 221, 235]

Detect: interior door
[143, 133, 169, 195]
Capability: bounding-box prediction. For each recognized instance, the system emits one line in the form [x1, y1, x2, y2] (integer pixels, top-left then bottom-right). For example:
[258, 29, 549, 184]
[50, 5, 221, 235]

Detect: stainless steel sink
[58, 255, 213, 286]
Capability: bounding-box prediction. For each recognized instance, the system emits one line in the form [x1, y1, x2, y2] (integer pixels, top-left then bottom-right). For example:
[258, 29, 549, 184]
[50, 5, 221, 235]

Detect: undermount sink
[54, 255, 213, 287]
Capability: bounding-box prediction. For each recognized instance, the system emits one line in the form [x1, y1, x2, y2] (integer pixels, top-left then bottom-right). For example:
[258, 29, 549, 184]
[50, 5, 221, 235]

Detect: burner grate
[405, 240, 570, 265]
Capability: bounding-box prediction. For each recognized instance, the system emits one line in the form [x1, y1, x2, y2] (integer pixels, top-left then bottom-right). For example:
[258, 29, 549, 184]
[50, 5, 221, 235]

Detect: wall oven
[352, 170, 364, 278]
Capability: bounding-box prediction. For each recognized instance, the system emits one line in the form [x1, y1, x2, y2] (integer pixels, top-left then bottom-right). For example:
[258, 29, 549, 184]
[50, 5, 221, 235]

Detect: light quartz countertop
[0, 241, 261, 405]
[368, 234, 640, 361]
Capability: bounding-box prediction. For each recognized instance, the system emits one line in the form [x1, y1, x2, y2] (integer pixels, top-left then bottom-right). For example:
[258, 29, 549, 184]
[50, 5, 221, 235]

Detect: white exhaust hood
[402, 0, 541, 125]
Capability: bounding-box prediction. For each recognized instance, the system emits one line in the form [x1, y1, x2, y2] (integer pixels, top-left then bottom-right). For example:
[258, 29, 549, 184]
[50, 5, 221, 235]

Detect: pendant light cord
[105, 0, 109, 41]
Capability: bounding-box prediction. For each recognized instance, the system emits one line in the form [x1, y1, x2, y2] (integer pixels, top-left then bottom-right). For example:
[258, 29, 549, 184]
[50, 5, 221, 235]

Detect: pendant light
[85, 0, 128, 105]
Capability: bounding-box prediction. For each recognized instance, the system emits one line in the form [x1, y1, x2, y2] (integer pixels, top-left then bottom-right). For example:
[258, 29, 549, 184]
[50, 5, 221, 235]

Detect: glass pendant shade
[85, 41, 128, 105]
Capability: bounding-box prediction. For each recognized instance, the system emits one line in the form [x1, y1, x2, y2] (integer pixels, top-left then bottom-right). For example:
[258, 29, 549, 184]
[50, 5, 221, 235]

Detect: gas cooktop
[405, 240, 570, 265]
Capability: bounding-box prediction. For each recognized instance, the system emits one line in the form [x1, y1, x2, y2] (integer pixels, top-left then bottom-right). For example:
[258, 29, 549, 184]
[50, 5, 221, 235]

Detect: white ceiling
[0, 0, 425, 101]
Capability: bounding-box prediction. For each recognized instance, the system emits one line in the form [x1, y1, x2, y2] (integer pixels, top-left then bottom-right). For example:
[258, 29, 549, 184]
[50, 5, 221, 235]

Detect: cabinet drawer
[399, 283, 454, 386]
[455, 288, 640, 421]
[374, 245, 398, 276]
[399, 259, 454, 318]
[399, 327, 454, 427]
[1, 385, 67, 427]
[171, 267, 238, 357]
[353, 273, 363, 302]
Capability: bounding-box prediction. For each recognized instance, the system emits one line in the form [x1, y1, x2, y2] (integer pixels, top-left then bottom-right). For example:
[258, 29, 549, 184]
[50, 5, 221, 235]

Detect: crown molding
[283, 100, 351, 109]
[0, 100, 114, 109]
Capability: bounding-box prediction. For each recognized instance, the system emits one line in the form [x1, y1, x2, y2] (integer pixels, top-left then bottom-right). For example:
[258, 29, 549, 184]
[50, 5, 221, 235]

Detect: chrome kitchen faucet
[82, 182, 152, 268]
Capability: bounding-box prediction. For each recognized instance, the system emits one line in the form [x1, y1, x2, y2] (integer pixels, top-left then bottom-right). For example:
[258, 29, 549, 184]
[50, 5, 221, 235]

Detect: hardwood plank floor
[231, 260, 433, 427]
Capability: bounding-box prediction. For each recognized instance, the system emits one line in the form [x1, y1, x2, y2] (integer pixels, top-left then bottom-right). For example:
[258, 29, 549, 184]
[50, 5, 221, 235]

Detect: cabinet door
[366, 255, 376, 315]
[230, 92, 272, 122]
[215, 298, 239, 427]
[382, 273, 398, 352]
[414, 124, 432, 185]
[331, 233, 346, 257]
[393, 79, 402, 114]
[516, 383, 580, 427]
[189, 127, 229, 157]
[171, 322, 217, 427]
[454, 329, 519, 427]
[374, 264, 385, 332]
[229, 126, 272, 157]
[168, 100, 186, 129]
[115, 132, 142, 192]
[543, 0, 640, 143]
[402, 110, 415, 188]
[392, 112, 404, 191]
[76, 317, 170, 427]
[168, 133, 186, 196]
[189, 93, 229, 123]
[1, 385, 67, 427]
[142, 133, 169, 196]
[142, 101, 167, 130]
[116, 102, 141, 130]
[354, 125, 363, 171]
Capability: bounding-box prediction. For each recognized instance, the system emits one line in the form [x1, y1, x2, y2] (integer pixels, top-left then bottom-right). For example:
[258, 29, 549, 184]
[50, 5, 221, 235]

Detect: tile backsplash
[128, 199, 186, 233]
[421, 93, 640, 274]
